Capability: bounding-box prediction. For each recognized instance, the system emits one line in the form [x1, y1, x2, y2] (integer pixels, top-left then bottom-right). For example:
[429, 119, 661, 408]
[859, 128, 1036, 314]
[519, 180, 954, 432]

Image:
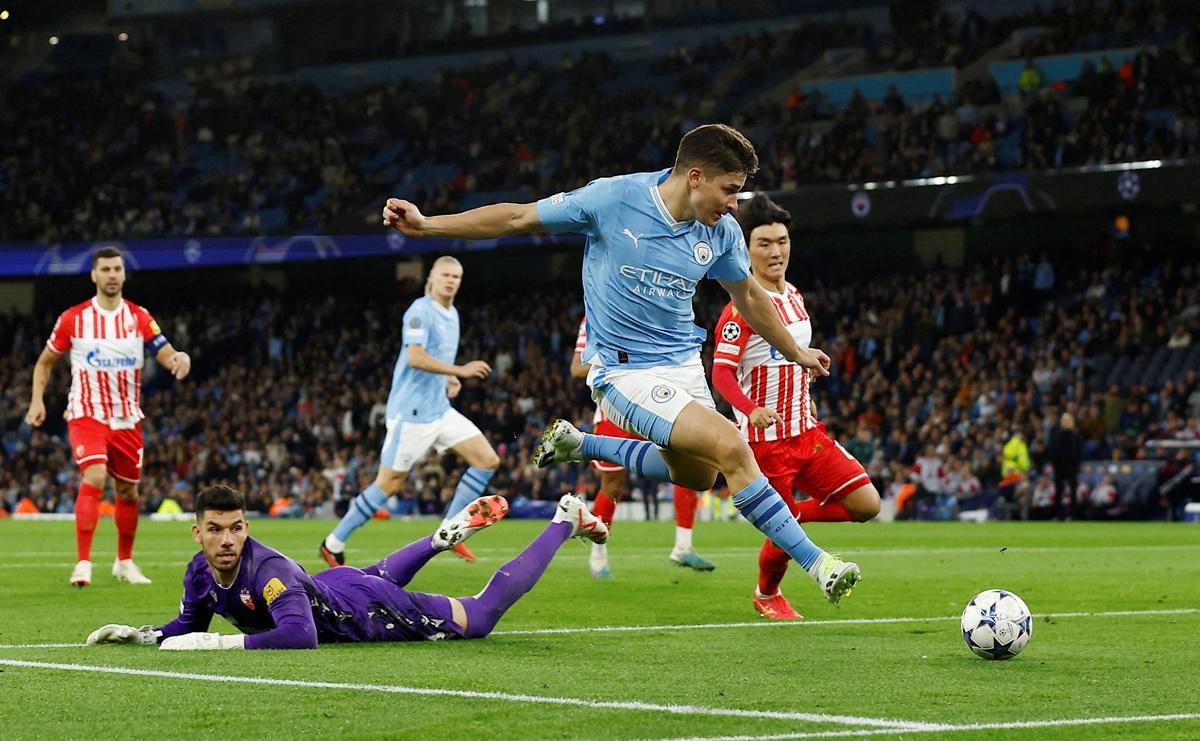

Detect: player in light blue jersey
[320, 256, 500, 566]
[381, 124, 861, 606]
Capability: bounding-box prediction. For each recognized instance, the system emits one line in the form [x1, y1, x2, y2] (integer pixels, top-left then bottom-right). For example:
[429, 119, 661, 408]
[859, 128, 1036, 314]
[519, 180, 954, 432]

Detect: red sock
[673, 486, 697, 528]
[75, 483, 102, 562]
[115, 497, 139, 560]
[757, 539, 790, 596]
[592, 491, 617, 527]
[795, 498, 854, 522]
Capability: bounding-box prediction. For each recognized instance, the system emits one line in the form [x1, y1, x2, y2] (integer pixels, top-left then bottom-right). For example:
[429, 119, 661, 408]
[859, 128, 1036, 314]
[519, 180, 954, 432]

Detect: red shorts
[591, 417, 642, 473]
[68, 417, 144, 483]
[749, 425, 870, 505]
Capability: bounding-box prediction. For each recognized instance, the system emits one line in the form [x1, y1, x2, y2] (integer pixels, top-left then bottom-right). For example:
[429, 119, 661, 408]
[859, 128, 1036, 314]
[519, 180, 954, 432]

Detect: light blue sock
[733, 476, 825, 570]
[331, 483, 390, 546]
[580, 435, 672, 481]
[442, 466, 495, 523]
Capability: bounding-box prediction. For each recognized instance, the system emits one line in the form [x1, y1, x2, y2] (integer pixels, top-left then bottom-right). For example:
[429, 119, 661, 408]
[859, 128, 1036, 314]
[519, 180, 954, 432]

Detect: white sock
[673, 526, 693, 553]
[806, 551, 828, 580]
[589, 542, 608, 566]
[324, 534, 346, 554]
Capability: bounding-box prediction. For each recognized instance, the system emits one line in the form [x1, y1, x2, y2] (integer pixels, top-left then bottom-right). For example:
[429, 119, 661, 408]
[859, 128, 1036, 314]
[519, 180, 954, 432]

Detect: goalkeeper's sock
[329, 483, 389, 548]
[439, 467, 495, 527]
[115, 497, 138, 560]
[733, 476, 824, 571]
[75, 482, 102, 562]
[459, 520, 572, 638]
[361, 537, 439, 589]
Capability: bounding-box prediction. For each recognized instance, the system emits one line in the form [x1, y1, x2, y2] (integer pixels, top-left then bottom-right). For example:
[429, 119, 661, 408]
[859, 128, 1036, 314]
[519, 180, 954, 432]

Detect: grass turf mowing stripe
[660, 712, 1200, 739]
[0, 658, 934, 730]
[2, 607, 1192, 650]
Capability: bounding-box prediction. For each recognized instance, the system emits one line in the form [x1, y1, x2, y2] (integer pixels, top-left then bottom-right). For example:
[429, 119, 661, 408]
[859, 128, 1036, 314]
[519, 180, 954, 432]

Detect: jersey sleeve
[156, 568, 215, 641]
[705, 221, 751, 282]
[535, 178, 613, 237]
[711, 302, 752, 370]
[46, 310, 73, 353]
[244, 557, 319, 650]
[401, 302, 430, 347]
[137, 306, 169, 354]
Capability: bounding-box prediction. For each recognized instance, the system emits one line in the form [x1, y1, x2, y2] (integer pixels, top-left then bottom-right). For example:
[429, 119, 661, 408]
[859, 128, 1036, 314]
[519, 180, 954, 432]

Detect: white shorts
[380, 408, 483, 472]
[586, 354, 714, 447]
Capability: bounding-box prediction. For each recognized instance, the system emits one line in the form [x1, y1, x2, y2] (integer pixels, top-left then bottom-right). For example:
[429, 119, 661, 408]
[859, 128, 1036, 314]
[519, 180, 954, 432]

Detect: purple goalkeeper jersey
[156, 537, 462, 649]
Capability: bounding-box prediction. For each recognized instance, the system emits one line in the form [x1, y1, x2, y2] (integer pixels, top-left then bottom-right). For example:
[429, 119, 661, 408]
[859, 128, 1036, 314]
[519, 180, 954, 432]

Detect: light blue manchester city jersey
[386, 295, 459, 423]
[536, 168, 750, 368]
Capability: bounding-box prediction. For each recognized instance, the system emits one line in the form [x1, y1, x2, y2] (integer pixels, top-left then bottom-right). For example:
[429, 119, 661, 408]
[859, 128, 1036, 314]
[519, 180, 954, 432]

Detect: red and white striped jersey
[46, 298, 164, 425]
[575, 316, 608, 425]
[712, 283, 816, 442]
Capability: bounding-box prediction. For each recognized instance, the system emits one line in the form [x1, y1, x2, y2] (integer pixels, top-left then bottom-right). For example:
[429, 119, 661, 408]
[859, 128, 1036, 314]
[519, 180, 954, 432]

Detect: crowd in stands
[2, 235, 1197, 520]
[3, 3, 1199, 245]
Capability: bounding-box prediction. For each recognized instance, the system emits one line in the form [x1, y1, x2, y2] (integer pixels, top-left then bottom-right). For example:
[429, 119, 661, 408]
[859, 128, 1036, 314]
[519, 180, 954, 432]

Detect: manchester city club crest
[693, 241, 714, 265]
[240, 588, 256, 610]
[651, 384, 676, 403]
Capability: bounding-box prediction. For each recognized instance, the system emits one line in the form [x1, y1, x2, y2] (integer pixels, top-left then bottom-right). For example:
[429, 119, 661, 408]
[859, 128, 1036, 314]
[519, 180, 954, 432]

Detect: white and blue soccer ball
[961, 589, 1033, 660]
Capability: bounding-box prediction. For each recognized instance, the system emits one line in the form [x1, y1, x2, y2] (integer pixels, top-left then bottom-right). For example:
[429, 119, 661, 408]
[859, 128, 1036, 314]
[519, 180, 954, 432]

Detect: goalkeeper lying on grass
[87, 483, 607, 650]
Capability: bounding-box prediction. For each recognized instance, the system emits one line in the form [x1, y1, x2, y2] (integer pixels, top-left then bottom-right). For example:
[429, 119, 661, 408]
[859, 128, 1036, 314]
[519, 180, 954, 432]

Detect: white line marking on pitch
[490, 607, 1198, 636]
[0, 659, 931, 730]
[1, 608, 1192, 650]
[658, 711, 1200, 740]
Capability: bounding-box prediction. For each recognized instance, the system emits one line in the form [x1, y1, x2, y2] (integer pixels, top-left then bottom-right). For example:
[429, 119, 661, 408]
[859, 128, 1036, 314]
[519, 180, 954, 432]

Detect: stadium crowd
[2, 4, 1198, 244]
[2, 237, 1196, 520]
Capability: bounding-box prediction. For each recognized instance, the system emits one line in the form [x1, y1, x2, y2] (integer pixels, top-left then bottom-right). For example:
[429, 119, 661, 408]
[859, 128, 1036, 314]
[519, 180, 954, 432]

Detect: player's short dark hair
[195, 485, 246, 519]
[673, 124, 759, 178]
[92, 247, 123, 268]
[736, 194, 792, 244]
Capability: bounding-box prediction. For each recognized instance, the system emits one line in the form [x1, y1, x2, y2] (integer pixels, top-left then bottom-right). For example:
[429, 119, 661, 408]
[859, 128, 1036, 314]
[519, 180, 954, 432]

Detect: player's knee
[477, 452, 500, 471]
[114, 482, 138, 501]
[601, 472, 628, 497]
[713, 433, 755, 475]
[81, 465, 106, 488]
[848, 487, 881, 522]
[375, 471, 406, 496]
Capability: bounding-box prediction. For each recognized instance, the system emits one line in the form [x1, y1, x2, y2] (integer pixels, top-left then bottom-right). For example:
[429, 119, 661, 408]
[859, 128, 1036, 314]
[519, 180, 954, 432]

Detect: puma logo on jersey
[622, 228, 645, 249]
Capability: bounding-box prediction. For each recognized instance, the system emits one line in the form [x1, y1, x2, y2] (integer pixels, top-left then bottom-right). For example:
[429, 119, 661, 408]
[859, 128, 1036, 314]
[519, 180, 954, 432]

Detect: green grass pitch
[1, 517, 1198, 739]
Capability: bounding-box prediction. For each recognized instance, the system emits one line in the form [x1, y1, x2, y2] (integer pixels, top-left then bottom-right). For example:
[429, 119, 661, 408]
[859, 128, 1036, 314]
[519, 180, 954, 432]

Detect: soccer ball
[960, 589, 1033, 660]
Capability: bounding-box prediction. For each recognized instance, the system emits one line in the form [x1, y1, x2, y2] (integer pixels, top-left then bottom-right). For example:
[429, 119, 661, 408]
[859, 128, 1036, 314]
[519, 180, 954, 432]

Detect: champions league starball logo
[721, 321, 741, 342]
[1117, 171, 1140, 200]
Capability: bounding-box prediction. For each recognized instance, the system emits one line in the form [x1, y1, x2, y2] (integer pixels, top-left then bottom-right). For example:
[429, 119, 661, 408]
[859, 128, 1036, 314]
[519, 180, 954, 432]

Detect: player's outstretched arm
[25, 347, 62, 427]
[408, 344, 491, 379]
[382, 199, 542, 240]
[720, 278, 830, 377]
[154, 344, 191, 380]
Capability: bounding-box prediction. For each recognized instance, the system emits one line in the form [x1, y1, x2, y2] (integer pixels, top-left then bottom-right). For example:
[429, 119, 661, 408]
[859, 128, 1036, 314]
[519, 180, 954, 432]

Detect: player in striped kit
[25, 247, 192, 588]
[711, 195, 880, 620]
[570, 317, 713, 576]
